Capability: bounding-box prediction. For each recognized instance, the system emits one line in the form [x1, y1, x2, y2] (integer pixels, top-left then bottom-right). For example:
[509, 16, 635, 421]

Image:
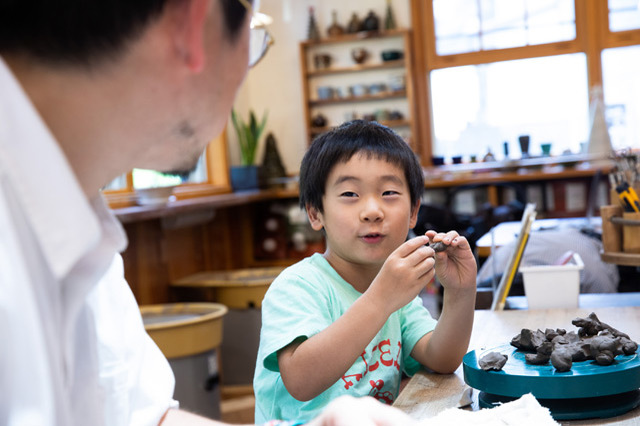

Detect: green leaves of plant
[232, 109, 268, 166]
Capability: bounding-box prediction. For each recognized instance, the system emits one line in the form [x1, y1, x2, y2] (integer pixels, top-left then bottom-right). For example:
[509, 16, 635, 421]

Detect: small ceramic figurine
[313, 53, 332, 69]
[483, 148, 496, 162]
[261, 133, 287, 188]
[347, 12, 361, 33]
[307, 7, 320, 41]
[384, 0, 397, 30]
[311, 113, 328, 128]
[327, 10, 345, 37]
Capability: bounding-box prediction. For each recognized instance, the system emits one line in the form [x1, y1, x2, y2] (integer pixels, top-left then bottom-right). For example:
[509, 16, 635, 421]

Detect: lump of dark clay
[429, 241, 447, 253]
[589, 335, 624, 365]
[479, 351, 508, 371]
[524, 341, 553, 365]
[510, 328, 546, 351]
[573, 312, 630, 339]
[620, 336, 639, 355]
[511, 313, 638, 372]
[551, 331, 580, 346]
[569, 342, 592, 362]
[551, 346, 573, 372]
[525, 352, 550, 365]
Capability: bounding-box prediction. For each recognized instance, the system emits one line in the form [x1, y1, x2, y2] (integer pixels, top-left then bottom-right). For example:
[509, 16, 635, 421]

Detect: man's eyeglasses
[237, 0, 274, 67]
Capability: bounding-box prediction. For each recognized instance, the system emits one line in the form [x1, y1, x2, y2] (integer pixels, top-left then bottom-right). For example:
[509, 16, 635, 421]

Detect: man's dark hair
[299, 120, 424, 213]
[0, 0, 248, 67]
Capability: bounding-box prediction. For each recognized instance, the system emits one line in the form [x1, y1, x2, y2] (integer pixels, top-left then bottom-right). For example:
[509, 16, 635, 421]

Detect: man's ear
[306, 205, 325, 231]
[167, 0, 210, 72]
[409, 200, 420, 229]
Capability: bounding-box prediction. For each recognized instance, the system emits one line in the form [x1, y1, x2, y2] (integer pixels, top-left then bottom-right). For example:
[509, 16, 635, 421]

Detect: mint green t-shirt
[253, 253, 438, 423]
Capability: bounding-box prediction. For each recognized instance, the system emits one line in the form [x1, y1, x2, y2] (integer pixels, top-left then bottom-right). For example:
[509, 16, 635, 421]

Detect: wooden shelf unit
[600, 251, 640, 266]
[299, 29, 418, 148]
[306, 59, 405, 77]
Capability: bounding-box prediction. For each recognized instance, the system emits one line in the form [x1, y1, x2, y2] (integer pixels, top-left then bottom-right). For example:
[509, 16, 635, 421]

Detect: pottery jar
[351, 47, 369, 64]
[362, 10, 380, 32]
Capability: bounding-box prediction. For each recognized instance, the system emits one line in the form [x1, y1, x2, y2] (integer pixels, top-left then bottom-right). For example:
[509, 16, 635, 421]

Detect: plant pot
[230, 165, 262, 191]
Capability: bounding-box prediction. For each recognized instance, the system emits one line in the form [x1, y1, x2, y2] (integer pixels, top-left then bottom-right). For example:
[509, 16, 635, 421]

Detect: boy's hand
[366, 235, 435, 316]
[425, 230, 476, 291]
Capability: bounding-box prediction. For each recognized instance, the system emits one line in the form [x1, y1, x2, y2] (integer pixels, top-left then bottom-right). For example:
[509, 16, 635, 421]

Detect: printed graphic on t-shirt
[340, 339, 402, 404]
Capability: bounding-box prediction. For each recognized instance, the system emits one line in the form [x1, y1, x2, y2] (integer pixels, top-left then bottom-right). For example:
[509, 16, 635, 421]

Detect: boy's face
[307, 153, 419, 270]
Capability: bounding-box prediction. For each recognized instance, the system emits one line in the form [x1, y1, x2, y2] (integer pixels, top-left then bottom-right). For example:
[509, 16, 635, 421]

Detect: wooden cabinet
[299, 29, 418, 149]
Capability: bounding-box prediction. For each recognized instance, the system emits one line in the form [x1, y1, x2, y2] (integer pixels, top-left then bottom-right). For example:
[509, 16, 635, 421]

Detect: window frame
[410, 0, 640, 165]
[103, 129, 231, 209]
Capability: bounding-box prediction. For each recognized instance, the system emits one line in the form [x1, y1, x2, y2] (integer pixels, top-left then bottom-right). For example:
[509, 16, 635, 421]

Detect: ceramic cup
[349, 84, 368, 97]
[317, 86, 335, 100]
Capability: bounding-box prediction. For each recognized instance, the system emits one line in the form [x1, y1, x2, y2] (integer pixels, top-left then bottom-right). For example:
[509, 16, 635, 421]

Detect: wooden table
[394, 307, 640, 425]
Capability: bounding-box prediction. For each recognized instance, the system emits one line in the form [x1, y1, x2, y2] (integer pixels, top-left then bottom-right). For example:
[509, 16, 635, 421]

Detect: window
[413, 0, 640, 164]
[431, 54, 588, 159]
[102, 130, 230, 208]
[609, 0, 640, 32]
[602, 46, 640, 150]
[433, 0, 575, 55]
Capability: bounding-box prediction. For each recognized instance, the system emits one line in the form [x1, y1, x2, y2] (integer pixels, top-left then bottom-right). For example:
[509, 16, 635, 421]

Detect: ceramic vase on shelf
[384, 0, 397, 30]
[362, 10, 380, 32]
[347, 12, 361, 33]
[327, 10, 345, 37]
[518, 135, 530, 158]
[307, 7, 320, 41]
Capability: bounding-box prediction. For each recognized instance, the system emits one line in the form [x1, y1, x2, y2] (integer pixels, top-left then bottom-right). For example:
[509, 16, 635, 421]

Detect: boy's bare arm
[411, 231, 477, 373]
[278, 235, 436, 401]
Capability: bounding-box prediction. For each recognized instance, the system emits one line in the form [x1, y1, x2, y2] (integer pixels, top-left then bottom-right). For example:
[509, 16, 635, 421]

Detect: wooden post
[600, 205, 622, 253]
[623, 212, 640, 254]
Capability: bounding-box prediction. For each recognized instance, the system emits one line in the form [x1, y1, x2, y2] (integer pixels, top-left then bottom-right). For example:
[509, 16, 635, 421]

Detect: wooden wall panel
[121, 204, 257, 305]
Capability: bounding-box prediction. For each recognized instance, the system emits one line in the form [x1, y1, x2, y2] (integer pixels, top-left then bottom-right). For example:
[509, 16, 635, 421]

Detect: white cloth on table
[0, 57, 176, 426]
[423, 393, 558, 425]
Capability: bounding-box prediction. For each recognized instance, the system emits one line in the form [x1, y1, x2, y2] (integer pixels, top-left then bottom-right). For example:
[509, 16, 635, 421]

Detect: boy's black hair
[299, 120, 424, 213]
[0, 0, 248, 67]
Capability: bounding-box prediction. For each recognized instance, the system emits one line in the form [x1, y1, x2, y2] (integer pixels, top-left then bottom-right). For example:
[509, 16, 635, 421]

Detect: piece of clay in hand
[479, 351, 508, 371]
[429, 241, 447, 253]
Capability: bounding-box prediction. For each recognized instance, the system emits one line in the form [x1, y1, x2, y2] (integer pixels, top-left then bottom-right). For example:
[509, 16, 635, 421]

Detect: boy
[254, 120, 477, 423]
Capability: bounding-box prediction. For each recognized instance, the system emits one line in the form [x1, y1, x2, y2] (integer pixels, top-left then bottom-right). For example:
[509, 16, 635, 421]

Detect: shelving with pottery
[299, 29, 416, 146]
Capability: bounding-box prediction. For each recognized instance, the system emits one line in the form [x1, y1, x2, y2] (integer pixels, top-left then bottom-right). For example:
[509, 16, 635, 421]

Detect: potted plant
[230, 108, 268, 191]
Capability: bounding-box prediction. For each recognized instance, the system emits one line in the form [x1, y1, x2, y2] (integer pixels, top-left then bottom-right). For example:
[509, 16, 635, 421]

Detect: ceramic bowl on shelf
[381, 50, 403, 61]
[432, 156, 445, 166]
[351, 47, 369, 64]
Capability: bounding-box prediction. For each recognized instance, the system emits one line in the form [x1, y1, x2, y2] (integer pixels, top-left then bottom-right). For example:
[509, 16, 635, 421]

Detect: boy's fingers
[395, 235, 429, 257]
[406, 247, 436, 268]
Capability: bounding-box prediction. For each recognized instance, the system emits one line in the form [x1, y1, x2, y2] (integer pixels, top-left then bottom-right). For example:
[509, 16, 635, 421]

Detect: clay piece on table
[510, 328, 546, 352]
[588, 334, 624, 366]
[572, 312, 630, 339]
[550, 346, 574, 372]
[524, 341, 553, 365]
[510, 312, 638, 372]
[429, 241, 447, 253]
[479, 351, 508, 371]
[550, 330, 580, 346]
